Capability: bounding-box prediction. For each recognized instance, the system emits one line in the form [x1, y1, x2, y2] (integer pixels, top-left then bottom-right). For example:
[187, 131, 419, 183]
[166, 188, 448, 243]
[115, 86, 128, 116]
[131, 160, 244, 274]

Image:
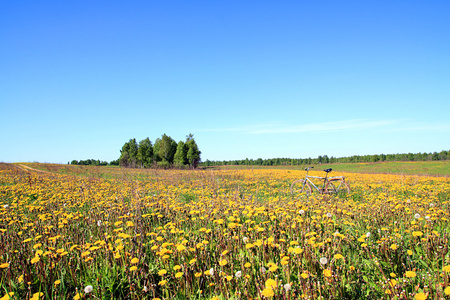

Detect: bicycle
[290, 166, 350, 196]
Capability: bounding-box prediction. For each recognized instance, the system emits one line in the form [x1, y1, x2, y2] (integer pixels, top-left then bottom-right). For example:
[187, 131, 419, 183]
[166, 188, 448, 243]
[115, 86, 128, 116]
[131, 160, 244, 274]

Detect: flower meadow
[1, 163, 450, 299]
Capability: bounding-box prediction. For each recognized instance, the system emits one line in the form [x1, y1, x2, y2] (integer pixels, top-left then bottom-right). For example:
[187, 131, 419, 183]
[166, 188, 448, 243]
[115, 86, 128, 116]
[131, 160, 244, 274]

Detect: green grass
[208, 161, 450, 177]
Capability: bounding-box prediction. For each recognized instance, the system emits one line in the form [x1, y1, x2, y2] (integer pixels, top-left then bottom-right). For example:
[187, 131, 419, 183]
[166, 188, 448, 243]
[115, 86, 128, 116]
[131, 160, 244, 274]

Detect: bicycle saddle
[324, 168, 332, 173]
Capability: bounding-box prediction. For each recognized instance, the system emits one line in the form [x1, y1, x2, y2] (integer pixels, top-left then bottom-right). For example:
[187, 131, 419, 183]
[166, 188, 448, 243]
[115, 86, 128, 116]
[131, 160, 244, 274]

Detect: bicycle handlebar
[304, 166, 314, 171]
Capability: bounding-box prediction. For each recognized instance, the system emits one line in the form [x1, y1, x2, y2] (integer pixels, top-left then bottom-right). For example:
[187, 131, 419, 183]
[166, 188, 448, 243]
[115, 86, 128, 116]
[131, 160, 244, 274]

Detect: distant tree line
[119, 133, 201, 169]
[70, 159, 111, 166]
[201, 150, 450, 167]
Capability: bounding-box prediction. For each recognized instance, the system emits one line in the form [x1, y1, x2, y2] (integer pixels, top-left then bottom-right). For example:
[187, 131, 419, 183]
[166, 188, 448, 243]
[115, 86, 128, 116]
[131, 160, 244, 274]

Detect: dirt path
[16, 164, 54, 174]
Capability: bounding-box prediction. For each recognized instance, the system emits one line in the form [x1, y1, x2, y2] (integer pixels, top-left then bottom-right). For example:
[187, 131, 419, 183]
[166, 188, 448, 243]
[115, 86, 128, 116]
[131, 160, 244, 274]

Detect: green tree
[158, 134, 177, 164]
[137, 138, 153, 168]
[174, 141, 188, 167]
[119, 141, 131, 167]
[186, 134, 201, 168]
[153, 138, 162, 162]
[119, 139, 138, 167]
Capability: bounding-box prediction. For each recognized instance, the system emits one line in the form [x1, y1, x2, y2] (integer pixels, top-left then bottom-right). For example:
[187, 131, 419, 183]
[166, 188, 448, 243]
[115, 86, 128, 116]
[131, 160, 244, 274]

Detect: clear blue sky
[1, 1, 449, 163]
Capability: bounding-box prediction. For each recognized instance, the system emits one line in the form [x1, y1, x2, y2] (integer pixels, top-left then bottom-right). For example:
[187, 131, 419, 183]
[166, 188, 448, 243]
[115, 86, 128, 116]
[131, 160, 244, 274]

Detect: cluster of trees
[201, 150, 450, 167]
[70, 159, 111, 166]
[119, 134, 201, 169]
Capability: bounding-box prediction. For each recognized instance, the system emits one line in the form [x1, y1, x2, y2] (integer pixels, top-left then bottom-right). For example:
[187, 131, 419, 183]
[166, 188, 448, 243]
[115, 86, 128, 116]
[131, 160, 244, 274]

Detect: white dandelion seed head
[366, 232, 371, 238]
[84, 285, 93, 294]
[3, 204, 8, 209]
[143, 286, 148, 292]
[235, 271, 242, 278]
[97, 220, 102, 226]
[260, 267, 267, 274]
[284, 283, 292, 291]
[209, 268, 214, 276]
[425, 215, 430, 220]
[243, 237, 248, 243]
[414, 213, 421, 219]
[320, 257, 328, 265]
[326, 213, 332, 218]
[299, 210, 305, 215]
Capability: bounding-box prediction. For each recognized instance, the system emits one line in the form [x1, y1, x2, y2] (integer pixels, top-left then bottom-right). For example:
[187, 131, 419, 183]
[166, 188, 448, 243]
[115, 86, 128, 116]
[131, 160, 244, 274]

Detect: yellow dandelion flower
[158, 280, 167, 286]
[268, 264, 278, 272]
[31, 256, 40, 264]
[443, 265, 450, 273]
[265, 278, 277, 289]
[130, 266, 137, 271]
[54, 280, 61, 286]
[334, 254, 344, 260]
[158, 269, 167, 276]
[219, 259, 227, 266]
[0, 263, 9, 269]
[261, 287, 274, 297]
[412, 231, 423, 237]
[390, 244, 398, 250]
[30, 292, 43, 300]
[130, 257, 139, 264]
[414, 292, 427, 300]
[405, 271, 416, 278]
[175, 272, 183, 278]
[244, 262, 251, 268]
[444, 286, 450, 295]
[389, 279, 397, 287]
[323, 269, 332, 277]
[300, 272, 309, 279]
[293, 247, 303, 254]
[73, 293, 82, 300]
[0, 292, 14, 300]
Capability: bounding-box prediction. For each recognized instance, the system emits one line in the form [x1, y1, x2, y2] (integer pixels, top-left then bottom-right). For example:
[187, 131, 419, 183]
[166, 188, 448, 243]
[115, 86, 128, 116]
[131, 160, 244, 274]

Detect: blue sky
[1, 1, 449, 163]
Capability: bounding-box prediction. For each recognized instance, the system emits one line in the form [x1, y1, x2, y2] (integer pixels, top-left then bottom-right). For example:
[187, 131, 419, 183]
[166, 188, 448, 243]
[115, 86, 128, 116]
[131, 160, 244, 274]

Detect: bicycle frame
[299, 167, 347, 194]
[302, 167, 329, 193]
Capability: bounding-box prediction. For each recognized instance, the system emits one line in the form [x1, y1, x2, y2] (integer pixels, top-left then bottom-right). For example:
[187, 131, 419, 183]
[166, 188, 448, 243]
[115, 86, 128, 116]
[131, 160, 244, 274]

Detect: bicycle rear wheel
[290, 179, 312, 196]
[325, 179, 350, 194]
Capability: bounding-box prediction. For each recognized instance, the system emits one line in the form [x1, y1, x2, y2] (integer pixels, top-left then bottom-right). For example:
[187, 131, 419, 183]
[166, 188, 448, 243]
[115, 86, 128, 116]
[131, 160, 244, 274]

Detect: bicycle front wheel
[325, 179, 350, 194]
[290, 179, 312, 196]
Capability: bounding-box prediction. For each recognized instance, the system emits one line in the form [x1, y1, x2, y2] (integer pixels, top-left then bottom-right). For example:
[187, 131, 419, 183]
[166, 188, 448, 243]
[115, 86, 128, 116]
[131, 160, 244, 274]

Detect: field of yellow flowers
[1, 163, 449, 300]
